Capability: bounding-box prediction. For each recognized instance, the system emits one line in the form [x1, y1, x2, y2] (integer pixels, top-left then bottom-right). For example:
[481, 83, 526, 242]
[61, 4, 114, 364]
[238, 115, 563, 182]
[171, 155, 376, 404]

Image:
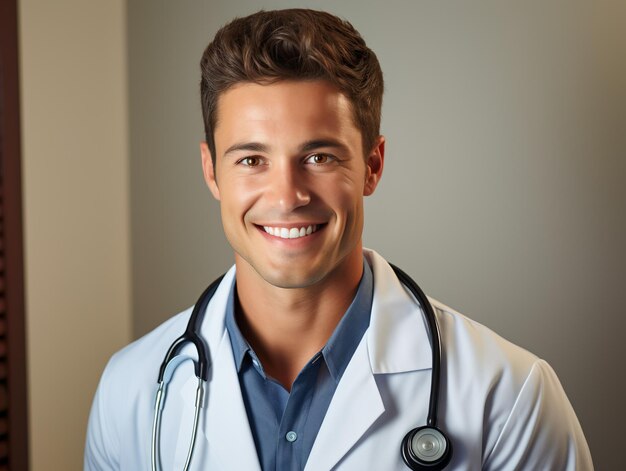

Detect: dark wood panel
[0, 0, 30, 468]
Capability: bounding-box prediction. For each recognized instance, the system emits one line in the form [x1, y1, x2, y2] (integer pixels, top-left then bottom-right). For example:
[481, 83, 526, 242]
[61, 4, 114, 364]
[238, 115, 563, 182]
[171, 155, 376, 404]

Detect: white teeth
[262, 225, 318, 239]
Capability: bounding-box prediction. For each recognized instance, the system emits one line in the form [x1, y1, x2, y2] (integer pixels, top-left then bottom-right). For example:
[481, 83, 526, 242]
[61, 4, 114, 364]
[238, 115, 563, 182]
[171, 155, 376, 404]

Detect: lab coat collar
[179, 249, 433, 470]
[364, 248, 433, 374]
[203, 249, 433, 377]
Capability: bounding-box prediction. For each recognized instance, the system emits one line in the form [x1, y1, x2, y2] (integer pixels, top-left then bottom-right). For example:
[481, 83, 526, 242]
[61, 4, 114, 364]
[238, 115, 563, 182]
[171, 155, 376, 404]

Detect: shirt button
[285, 431, 298, 442]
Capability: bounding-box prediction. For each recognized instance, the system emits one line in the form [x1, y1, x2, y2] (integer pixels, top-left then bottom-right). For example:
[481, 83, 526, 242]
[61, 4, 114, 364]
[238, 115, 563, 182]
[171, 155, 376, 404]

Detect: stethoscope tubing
[151, 276, 222, 470]
[389, 264, 442, 428]
[156, 275, 223, 384]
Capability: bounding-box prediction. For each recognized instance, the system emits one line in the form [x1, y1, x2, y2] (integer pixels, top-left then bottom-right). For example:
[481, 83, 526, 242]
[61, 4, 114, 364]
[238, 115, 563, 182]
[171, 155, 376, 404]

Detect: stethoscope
[151, 264, 453, 470]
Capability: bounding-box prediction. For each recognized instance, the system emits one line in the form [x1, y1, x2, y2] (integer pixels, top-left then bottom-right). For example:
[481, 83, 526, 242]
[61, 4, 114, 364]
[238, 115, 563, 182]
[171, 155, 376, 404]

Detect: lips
[262, 224, 320, 239]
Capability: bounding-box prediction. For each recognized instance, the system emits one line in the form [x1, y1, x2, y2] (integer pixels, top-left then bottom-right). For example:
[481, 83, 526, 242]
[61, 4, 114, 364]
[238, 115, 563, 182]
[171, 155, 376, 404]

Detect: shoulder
[93, 268, 236, 410]
[91, 307, 195, 423]
[431, 299, 592, 469]
[85, 307, 193, 469]
[364, 249, 592, 467]
[431, 297, 544, 423]
[431, 297, 538, 378]
[105, 308, 193, 383]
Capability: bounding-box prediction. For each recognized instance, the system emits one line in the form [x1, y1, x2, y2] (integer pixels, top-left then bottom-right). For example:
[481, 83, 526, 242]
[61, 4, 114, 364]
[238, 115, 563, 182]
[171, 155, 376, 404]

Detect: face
[201, 80, 384, 289]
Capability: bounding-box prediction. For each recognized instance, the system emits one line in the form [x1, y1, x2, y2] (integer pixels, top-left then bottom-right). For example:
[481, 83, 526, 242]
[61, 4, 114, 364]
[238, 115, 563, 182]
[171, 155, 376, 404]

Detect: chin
[253, 263, 329, 290]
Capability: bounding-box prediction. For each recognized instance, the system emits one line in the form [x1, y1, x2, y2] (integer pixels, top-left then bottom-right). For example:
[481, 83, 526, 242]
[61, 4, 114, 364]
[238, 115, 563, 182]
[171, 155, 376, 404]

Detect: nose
[268, 162, 311, 211]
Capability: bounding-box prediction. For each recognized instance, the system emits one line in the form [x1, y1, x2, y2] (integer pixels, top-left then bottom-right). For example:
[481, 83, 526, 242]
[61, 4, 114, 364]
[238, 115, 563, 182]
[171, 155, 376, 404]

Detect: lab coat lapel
[172, 333, 260, 470]
[304, 338, 384, 471]
[173, 268, 261, 470]
[202, 267, 261, 470]
[305, 250, 433, 470]
[201, 330, 262, 470]
[365, 249, 433, 376]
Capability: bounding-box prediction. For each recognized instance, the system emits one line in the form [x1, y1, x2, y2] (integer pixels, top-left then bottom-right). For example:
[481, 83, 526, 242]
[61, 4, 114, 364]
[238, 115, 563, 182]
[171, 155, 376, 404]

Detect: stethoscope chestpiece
[401, 425, 452, 470]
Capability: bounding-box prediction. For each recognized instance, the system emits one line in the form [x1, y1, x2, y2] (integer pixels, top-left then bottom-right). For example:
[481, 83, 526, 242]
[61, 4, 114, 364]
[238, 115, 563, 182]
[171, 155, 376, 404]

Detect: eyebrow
[222, 138, 349, 158]
[223, 142, 268, 157]
[301, 139, 349, 153]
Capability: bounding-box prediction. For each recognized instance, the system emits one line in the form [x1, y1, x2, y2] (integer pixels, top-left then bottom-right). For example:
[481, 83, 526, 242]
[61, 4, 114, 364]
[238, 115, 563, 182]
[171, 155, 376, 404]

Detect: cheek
[217, 185, 256, 246]
[333, 172, 366, 207]
[322, 177, 365, 227]
[220, 177, 261, 215]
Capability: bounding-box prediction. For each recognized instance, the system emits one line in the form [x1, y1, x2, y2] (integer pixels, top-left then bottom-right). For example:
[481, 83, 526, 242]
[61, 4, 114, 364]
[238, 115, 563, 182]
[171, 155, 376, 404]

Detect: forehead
[213, 80, 360, 150]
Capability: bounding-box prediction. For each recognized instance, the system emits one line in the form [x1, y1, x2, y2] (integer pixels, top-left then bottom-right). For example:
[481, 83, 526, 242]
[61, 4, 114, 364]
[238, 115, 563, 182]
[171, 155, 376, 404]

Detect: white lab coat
[85, 249, 593, 470]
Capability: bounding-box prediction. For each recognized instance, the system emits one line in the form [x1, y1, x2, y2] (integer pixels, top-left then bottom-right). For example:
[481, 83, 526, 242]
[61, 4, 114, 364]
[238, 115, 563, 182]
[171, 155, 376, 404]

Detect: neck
[234, 246, 363, 390]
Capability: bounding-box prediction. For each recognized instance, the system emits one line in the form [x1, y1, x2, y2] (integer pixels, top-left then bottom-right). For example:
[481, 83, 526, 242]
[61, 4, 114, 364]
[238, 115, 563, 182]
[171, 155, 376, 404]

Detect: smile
[262, 224, 320, 239]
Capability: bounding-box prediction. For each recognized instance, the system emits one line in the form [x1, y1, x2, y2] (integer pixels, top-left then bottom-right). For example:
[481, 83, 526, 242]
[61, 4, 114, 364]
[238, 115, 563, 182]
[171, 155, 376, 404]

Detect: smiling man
[85, 9, 593, 470]
[201, 79, 382, 391]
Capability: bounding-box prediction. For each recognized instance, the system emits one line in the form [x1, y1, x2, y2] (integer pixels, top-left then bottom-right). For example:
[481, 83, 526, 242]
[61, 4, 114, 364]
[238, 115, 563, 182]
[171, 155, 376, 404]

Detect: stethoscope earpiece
[401, 426, 452, 470]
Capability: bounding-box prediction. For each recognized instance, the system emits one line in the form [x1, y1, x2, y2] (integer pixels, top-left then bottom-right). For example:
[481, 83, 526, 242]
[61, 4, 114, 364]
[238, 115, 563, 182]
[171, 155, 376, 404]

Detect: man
[85, 9, 593, 470]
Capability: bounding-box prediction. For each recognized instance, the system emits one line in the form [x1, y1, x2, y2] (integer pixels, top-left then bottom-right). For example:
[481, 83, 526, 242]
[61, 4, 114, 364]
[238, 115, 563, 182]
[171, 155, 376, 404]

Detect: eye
[238, 156, 262, 167]
[305, 153, 335, 165]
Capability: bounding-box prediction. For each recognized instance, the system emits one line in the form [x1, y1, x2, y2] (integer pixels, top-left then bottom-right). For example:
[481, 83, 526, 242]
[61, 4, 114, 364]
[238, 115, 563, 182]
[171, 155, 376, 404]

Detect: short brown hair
[200, 9, 384, 163]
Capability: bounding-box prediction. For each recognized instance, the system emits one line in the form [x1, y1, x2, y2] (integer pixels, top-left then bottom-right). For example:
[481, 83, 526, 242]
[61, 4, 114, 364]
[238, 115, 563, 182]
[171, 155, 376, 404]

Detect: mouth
[258, 224, 324, 239]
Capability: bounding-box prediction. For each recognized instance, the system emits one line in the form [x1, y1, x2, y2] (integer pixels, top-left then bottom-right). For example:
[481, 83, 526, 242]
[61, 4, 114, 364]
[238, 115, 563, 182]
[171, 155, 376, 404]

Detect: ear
[200, 141, 221, 201]
[363, 135, 385, 196]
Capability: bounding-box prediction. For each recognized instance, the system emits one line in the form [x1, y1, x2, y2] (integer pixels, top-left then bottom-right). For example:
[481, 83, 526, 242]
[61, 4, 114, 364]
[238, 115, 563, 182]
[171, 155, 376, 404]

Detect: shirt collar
[224, 275, 250, 372]
[225, 258, 374, 381]
[321, 260, 372, 382]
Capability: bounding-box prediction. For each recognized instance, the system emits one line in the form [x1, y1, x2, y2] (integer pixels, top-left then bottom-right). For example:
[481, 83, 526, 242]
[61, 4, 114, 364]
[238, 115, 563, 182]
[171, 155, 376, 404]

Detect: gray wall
[128, 1, 625, 468]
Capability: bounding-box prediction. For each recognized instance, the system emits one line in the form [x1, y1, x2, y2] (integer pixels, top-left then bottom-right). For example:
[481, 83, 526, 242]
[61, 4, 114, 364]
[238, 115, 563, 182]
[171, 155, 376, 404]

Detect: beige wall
[19, 1, 132, 469]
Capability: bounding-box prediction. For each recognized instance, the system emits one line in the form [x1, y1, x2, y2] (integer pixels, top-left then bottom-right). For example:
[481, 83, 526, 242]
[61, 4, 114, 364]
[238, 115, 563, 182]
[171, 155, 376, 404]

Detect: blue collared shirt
[225, 260, 373, 471]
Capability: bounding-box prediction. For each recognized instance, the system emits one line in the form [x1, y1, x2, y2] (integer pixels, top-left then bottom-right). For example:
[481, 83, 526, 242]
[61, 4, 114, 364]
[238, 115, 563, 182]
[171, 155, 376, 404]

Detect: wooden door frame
[0, 0, 30, 468]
